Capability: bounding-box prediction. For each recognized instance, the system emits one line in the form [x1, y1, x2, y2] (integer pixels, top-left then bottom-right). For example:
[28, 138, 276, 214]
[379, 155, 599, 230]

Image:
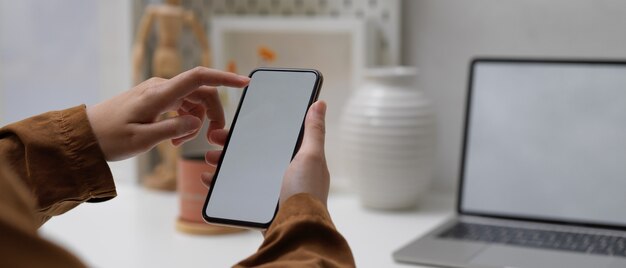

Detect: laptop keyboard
[438, 222, 626, 257]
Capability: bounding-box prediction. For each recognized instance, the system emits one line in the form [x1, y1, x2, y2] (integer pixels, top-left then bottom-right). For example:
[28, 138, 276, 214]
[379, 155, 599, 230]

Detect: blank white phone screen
[205, 70, 318, 224]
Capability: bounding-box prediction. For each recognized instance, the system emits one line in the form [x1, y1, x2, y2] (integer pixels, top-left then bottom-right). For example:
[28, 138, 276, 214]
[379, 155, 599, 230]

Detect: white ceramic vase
[340, 67, 435, 210]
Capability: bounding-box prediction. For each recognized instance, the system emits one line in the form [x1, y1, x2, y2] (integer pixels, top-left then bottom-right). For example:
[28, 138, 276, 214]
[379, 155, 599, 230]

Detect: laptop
[393, 58, 626, 268]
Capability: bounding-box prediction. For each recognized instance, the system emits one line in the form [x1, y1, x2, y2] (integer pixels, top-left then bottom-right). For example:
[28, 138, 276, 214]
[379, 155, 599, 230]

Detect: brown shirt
[0, 105, 355, 267]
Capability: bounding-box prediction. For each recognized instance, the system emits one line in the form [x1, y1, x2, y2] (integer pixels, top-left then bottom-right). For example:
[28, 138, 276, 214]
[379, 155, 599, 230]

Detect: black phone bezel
[202, 67, 323, 230]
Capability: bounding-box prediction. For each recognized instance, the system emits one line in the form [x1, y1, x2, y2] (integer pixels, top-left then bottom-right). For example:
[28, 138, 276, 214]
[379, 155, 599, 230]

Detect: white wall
[402, 0, 626, 191]
[0, 1, 98, 124]
[0, 0, 134, 182]
[0, 0, 131, 125]
[97, 1, 132, 101]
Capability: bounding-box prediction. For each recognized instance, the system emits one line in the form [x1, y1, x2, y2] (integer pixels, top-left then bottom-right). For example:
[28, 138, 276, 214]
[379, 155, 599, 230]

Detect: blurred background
[1, 0, 626, 194]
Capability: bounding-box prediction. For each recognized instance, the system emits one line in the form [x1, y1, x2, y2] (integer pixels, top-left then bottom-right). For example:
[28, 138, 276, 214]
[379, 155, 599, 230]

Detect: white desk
[41, 163, 453, 267]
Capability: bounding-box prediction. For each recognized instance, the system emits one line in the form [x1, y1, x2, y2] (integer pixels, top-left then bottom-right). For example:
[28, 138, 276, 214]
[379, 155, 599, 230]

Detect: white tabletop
[40, 162, 454, 268]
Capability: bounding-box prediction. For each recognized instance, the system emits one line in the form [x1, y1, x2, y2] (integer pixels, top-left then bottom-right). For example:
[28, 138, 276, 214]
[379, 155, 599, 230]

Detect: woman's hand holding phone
[202, 68, 323, 229]
[202, 101, 330, 207]
[86, 65, 330, 229]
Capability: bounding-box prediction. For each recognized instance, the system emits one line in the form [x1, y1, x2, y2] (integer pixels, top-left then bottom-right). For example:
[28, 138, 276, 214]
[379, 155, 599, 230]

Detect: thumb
[139, 114, 202, 146]
[299, 101, 327, 155]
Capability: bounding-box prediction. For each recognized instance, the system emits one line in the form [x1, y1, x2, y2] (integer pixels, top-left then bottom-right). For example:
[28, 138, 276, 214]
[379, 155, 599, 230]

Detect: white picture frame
[211, 16, 369, 190]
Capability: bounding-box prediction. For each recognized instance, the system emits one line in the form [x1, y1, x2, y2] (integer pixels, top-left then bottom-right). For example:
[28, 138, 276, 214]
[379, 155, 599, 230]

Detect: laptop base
[393, 217, 626, 268]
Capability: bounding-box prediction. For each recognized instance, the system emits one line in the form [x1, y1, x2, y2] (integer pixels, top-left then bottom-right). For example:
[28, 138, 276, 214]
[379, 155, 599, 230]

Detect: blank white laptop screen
[461, 61, 626, 227]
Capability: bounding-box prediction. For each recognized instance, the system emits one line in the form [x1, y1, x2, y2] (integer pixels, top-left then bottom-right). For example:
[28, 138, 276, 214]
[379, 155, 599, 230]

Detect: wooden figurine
[133, 0, 210, 191]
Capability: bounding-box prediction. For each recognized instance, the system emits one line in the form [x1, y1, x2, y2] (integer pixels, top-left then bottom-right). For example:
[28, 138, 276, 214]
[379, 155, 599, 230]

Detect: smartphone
[202, 68, 323, 229]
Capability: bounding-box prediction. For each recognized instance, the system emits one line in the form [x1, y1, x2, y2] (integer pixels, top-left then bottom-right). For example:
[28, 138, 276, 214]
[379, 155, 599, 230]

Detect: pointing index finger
[162, 67, 249, 102]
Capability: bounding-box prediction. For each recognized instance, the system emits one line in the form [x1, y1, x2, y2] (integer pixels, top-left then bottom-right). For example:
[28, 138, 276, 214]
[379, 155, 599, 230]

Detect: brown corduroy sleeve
[235, 193, 356, 268]
[0, 105, 116, 267]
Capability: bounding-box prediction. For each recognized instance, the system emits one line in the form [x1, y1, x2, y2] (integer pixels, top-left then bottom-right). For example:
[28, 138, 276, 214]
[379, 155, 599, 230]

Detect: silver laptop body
[393, 59, 626, 268]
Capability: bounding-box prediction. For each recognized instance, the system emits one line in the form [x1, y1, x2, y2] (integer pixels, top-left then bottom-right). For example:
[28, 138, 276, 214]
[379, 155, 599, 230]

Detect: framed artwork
[211, 16, 368, 189]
